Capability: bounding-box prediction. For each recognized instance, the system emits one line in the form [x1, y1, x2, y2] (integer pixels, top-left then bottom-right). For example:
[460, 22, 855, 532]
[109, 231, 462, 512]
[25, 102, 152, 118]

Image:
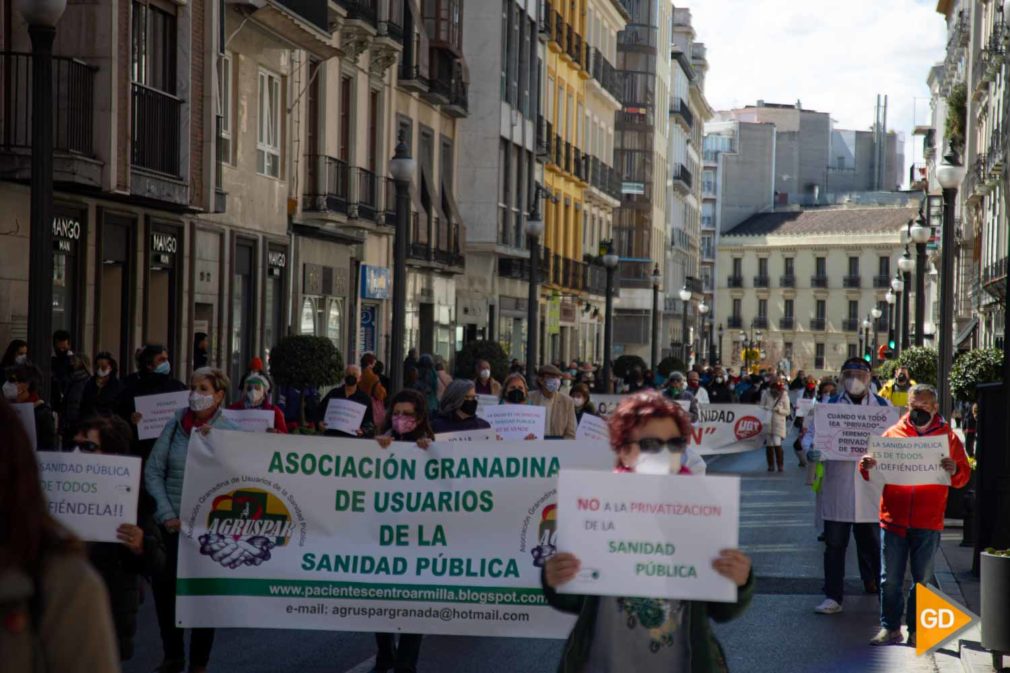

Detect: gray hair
[440, 379, 475, 414]
[908, 383, 938, 402]
[192, 367, 231, 394]
[669, 371, 685, 382]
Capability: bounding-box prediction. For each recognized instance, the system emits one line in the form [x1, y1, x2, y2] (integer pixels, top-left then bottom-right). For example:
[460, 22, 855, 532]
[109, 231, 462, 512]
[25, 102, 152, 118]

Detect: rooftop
[723, 206, 918, 237]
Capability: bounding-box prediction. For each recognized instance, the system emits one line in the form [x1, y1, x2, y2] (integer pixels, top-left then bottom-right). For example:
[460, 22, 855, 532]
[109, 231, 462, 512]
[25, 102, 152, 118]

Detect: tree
[877, 358, 900, 383]
[613, 354, 648, 381]
[269, 336, 343, 427]
[892, 346, 938, 387]
[454, 340, 510, 384]
[657, 356, 686, 377]
[949, 348, 1003, 402]
[944, 82, 967, 152]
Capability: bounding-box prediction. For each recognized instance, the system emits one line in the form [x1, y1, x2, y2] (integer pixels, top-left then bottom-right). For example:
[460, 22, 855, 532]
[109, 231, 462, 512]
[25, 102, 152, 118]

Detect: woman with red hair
[542, 391, 754, 672]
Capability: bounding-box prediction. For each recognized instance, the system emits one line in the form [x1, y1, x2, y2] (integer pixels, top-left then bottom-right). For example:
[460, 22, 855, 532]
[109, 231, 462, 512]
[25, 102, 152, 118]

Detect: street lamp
[650, 265, 661, 370]
[891, 272, 905, 357]
[388, 134, 416, 395]
[870, 306, 883, 367]
[935, 142, 965, 419]
[679, 286, 692, 366]
[885, 289, 896, 357]
[698, 299, 710, 366]
[524, 188, 546, 386]
[897, 247, 914, 351]
[737, 330, 747, 371]
[18, 0, 67, 403]
[861, 317, 872, 360]
[717, 323, 723, 364]
[909, 213, 932, 346]
[601, 240, 620, 393]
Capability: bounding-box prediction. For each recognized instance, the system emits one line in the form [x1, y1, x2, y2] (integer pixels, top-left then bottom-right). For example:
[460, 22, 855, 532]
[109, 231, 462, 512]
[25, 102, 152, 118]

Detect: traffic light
[888, 338, 896, 350]
[863, 352, 872, 363]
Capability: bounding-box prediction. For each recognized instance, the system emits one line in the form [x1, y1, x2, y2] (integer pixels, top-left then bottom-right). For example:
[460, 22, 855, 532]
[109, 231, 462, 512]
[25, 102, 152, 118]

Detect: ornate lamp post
[885, 289, 896, 356]
[909, 215, 932, 346]
[388, 135, 416, 395]
[897, 248, 914, 351]
[716, 323, 723, 364]
[698, 299, 710, 366]
[891, 272, 905, 357]
[650, 264, 661, 369]
[601, 241, 620, 393]
[524, 190, 546, 386]
[870, 306, 883, 366]
[935, 143, 965, 418]
[679, 285, 692, 365]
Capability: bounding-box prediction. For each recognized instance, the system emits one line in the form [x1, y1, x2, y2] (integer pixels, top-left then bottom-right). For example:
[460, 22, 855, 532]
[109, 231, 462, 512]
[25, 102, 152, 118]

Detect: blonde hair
[192, 367, 231, 394]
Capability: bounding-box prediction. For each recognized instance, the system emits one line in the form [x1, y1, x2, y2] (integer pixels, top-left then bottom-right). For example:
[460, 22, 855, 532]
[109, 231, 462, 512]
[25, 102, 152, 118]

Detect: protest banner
[795, 398, 815, 418]
[176, 431, 613, 637]
[222, 409, 275, 433]
[38, 451, 141, 543]
[477, 405, 546, 440]
[813, 405, 899, 461]
[323, 398, 368, 435]
[676, 400, 692, 413]
[12, 402, 37, 449]
[556, 469, 740, 602]
[135, 390, 190, 440]
[865, 435, 952, 486]
[690, 404, 771, 456]
[476, 395, 500, 411]
[575, 414, 609, 443]
[434, 429, 497, 442]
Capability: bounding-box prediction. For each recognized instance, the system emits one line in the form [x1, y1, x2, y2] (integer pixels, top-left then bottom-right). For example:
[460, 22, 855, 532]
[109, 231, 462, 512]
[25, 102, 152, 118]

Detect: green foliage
[657, 356, 686, 377]
[613, 354, 648, 380]
[454, 340, 510, 383]
[984, 547, 1010, 557]
[893, 346, 937, 387]
[945, 83, 967, 151]
[268, 336, 343, 425]
[949, 348, 1003, 402]
[877, 359, 900, 382]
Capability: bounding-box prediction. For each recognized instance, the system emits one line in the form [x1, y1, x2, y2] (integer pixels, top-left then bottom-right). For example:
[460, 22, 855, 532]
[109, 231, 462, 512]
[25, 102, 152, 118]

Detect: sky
[688, 0, 948, 187]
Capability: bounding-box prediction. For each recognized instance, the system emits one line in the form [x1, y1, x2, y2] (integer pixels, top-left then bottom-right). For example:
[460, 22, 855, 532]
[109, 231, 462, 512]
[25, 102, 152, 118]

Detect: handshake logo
[200, 488, 296, 570]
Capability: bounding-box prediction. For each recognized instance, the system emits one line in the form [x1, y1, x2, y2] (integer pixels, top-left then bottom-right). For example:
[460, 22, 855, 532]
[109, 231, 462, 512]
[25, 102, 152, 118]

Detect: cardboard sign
[38, 451, 141, 542]
[433, 429, 497, 442]
[557, 469, 741, 602]
[866, 435, 952, 486]
[323, 398, 368, 435]
[221, 409, 275, 433]
[592, 395, 625, 417]
[795, 398, 815, 418]
[813, 404, 899, 461]
[135, 391, 190, 441]
[477, 404, 546, 440]
[575, 414, 610, 442]
[12, 402, 37, 449]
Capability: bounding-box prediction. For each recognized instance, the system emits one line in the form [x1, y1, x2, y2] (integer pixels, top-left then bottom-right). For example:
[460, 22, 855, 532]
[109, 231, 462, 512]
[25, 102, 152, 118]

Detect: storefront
[51, 204, 87, 347]
[145, 222, 183, 366]
[497, 296, 528, 362]
[96, 211, 135, 369]
[292, 228, 354, 359]
[359, 264, 389, 359]
[264, 245, 288, 360]
[456, 291, 489, 345]
[406, 270, 457, 364]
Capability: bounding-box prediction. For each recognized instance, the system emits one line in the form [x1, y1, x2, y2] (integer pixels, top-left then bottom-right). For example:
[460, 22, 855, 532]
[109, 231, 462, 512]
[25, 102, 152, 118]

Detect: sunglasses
[635, 437, 687, 453]
[76, 441, 100, 453]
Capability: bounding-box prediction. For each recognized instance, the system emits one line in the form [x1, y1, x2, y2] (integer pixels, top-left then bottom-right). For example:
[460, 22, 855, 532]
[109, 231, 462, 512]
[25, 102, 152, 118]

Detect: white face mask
[715, 377, 724, 384]
[634, 450, 684, 475]
[246, 387, 266, 406]
[189, 391, 216, 412]
[3, 381, 19, 400]
[479, 369, 491, 380]
[571, 396, 585, 408]
[843, 377, 867, 397]
[544, 378, 561, 393]
[97, 367, 111, 378]
[14, 354, 27, 364]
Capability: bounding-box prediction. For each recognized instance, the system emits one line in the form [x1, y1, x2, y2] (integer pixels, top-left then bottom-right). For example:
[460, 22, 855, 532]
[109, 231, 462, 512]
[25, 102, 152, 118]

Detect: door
[146, 224, 181, 362]
[99, 215, 133, 370]
[231, 240, 256, 386]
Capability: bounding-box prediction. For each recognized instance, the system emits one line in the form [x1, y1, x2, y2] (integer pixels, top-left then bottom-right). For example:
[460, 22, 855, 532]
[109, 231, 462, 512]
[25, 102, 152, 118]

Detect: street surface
[124, 427, 967, 672]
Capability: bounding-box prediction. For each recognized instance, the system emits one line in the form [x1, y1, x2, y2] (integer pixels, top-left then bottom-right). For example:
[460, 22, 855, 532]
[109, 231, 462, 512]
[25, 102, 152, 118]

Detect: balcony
[351, 167, 378, 221]
[335, 0, 377, 26]
[303, 155, 349, 214]
[752, 317, 769, 329]
[809, 318, 826, 331]
[672, 163, 692, 192]
[618, 259, 656, 289]
[780, 275, 796, 288]
[670, 97, 694, 130]
[842, 318, 860, 332]
[539, 0, 554, 39]
[753, 275, 770, 288]
[378, 0, 403, 40]
[553, 133, 563, 167]
[779, 317, 795, 330]
[811, 275, 829, 288]
[873, 274, 891, 288]
[0, 52, 100, 186]
[727, 316, 743, 328]
[727, 275, 744, 288]
[987, 128, 1004, 179]
[564, 141, 572, 173]
[382, 177, 397, 225]
[842, 275, 861, 288]
[131, 83, 182, 176]
[536, 116, 549, 157]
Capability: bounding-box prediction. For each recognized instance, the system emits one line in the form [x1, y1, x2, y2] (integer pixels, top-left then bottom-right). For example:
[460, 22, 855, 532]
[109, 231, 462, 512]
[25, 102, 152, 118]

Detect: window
[132, 0, 177, 93]
[784, 299, 794, 318]
[784, 342, 793, 359]
[257, 69, 281, 177]
[732, 257, 742, 277]
[784, 257, 794, 276]
[508, 3, 519, 106]
[816, 300, 826, 320]
[702, 170, 715, 194]
[500, 0, 508, 99]
[848, 256, 859, 276]
[758, 299, 767, 318]
[848, 300, 858, 321]
[757, 258, 768, 278]
[218, 52, 232, 163]
[732, 298, 742, 318]
[519, 16, 531, 116]
[815, 343, 825, 369]
[815, 257, 826, 276]
[878, 256, 890, 278]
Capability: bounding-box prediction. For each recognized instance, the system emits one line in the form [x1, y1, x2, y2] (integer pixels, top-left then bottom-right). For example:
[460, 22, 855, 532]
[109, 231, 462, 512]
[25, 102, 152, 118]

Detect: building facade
[716, 207, 916, 377]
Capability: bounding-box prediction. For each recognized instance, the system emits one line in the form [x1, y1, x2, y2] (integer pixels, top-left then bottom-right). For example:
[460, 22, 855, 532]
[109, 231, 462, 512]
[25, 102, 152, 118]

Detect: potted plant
[947, 349, 1001, 520]
[981, 548, 1010, 670]
[269, 335, 343, 431]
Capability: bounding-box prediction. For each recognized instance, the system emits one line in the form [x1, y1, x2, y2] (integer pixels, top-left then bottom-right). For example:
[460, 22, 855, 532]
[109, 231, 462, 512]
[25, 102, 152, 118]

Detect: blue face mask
[154, 360, 171, 375]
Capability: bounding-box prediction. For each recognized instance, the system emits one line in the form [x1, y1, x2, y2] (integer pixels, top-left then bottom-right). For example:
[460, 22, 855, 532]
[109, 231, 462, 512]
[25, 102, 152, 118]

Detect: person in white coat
[802, 358, 889, 615]
[760, 379, 791, 471]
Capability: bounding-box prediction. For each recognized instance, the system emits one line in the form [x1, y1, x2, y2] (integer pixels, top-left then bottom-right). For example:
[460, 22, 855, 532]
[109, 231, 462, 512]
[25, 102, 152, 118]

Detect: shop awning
[955, 317, 978, 346]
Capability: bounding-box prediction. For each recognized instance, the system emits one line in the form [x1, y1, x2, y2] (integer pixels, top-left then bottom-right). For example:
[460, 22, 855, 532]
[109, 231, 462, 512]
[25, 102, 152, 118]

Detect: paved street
[123, 427, 968, 673]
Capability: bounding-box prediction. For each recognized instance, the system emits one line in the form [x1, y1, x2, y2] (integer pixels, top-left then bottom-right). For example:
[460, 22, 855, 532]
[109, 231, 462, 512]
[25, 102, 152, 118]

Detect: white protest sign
[324, 398, 368, 435]
[813, 404, 899, 461]
[434, 429, 497, 442]
[690, 404, 772, 456]
[795, 398, 815, 418]
[676, 400, 692, 412]
[575, 414, 609, 442]
[221, 409, 275, 433]
[176, 432, 613, 636]
[592, 395, 624, 417]
[476, 394, 500, 411]
[866, 435, 952, 486]
[12, 402, 37, 449]
[38, 451, 141, 543]
[477, 405, 546, 440]
[556, 469, 740, 602]
[135, 390, 190, 440]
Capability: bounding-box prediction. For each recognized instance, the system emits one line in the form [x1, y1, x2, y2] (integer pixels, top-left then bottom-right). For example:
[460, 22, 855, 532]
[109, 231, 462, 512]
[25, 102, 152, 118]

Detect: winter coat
[759, 389, 791, 440]
[860, 414, 970, 535]
[707, 384, 735, 404]
[80, 375, 124, 419]
[116, 371, 187, 460]
[59, 367, 91, 444]
[528, 390, 577, 439]
[474, 377, 502, 396]
[144, 408, 237, 523]
[430, 413, 492, 434]
[318, 386, 375, 437]
[88, 542, 143, 660]
[29, 399, 58, 450]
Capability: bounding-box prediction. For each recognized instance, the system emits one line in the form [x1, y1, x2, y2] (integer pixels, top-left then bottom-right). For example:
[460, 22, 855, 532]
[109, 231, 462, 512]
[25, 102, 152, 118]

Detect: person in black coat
[430, 380, 493, 435]
[59, 354, 92, 448]
[317, 364, 375, 437]
[706, 372, 736, 403]
[115, 344, 187, 462]
[81, 352, 125, 419]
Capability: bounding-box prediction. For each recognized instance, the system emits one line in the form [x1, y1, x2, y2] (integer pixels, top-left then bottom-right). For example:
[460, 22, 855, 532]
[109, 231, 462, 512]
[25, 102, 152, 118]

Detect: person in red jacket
[858, 383, 969, 647]
[227, 372, 288, 433]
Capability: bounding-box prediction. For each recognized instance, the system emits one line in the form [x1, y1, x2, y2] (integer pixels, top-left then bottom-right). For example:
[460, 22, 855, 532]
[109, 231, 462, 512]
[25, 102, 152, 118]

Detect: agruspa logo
[519, 490, 558, 568]
[733, 416, 763, 441]
[198, 487, 300, 569]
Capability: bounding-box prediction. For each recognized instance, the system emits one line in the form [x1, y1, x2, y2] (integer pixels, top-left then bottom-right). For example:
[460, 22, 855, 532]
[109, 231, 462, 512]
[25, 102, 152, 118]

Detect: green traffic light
[888, 340, 896, 349]
[863, 353, 871, 362]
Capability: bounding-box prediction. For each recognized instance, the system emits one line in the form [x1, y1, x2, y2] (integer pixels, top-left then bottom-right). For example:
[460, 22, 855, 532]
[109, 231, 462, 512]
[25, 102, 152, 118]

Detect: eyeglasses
[76, 441, 100, 453]
[634, 437, 687, 453]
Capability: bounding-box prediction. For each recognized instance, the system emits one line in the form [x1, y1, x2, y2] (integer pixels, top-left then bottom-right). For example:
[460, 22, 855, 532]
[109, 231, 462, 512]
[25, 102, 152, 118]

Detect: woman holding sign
[542, 392, 754, 672]
[226, 371, 287, 433]
[431, 379, 492, 434]
[145, 367, 237, 673]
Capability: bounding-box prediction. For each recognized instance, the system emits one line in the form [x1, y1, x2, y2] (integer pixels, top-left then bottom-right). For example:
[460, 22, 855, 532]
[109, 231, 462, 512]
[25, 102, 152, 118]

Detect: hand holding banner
[324, 398, 368, 435]
[38, 451, 141, 542]
[556, 469, 741, 602]
[795, 398, 815, 418]
[135, 391, 190, 440]
[813, 404, 899, 461]
[865, 435, 952, 486]
[477, 405, 546, 440]
[434, 429, 497, 442]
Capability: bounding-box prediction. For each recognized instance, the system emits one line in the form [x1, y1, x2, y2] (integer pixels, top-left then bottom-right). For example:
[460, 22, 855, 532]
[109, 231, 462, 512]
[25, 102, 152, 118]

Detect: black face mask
[505, 389, 526, 404]
[345, 376, 358, 387]
[896, 375, 908, 384]
[909, 408, 933, 427]
[460, 399, 479, 416]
